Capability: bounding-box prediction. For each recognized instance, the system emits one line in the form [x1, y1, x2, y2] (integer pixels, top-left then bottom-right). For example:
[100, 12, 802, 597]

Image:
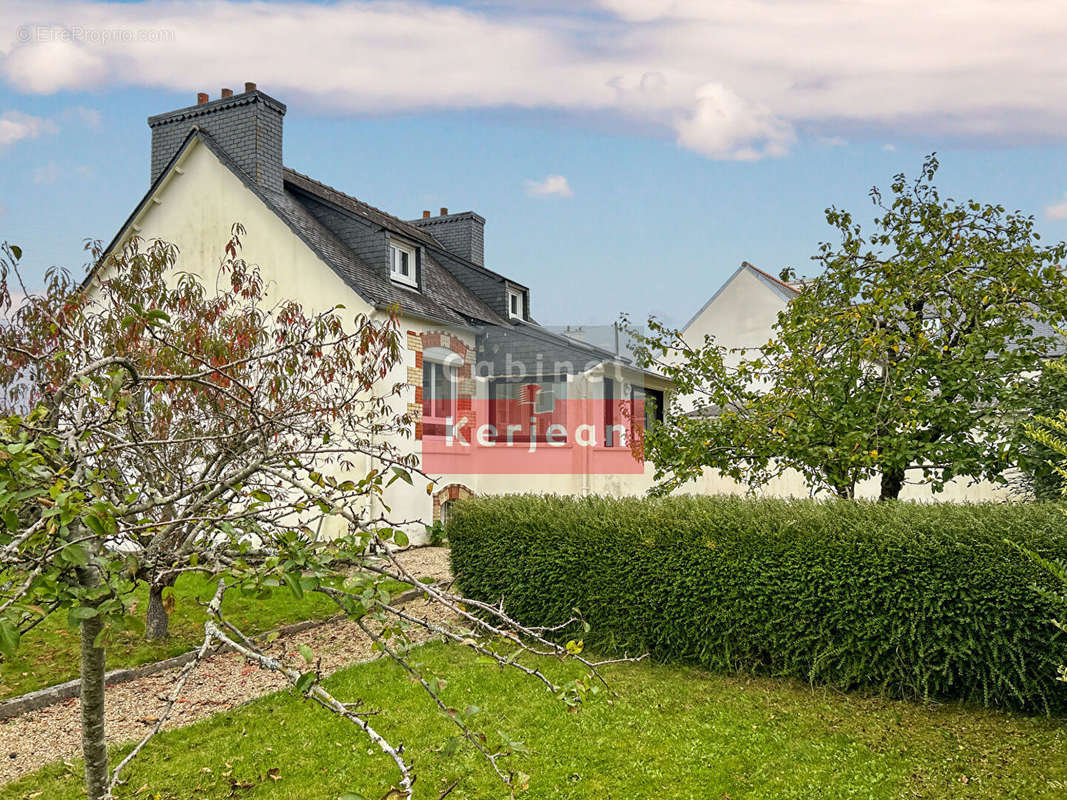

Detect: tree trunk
[832, 481, 855, 499]
[880, 467, 905, 501]
[144, 580, 172, 641]
[80, 610, 108, 800]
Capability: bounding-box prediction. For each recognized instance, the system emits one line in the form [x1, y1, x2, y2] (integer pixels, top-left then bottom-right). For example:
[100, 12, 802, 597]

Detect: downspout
[581, 373, 591, 496]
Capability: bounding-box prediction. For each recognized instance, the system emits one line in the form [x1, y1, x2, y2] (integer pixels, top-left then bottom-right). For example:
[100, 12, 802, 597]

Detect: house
[676, 261, 800, 412]
[681, 261, 798, 359]
[99, 85, 670, 540]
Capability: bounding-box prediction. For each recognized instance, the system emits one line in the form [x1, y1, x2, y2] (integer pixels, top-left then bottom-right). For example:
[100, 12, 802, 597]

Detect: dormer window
[390, 241, 418, 287]
[507, 287, 524, 320]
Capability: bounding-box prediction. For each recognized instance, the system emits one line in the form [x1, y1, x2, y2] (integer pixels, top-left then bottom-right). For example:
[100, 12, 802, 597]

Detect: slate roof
[105, 127, 508, 328]
[279, 168, 507, 326]
[478, 320, 662, 380]
[101, 125, 660, 380]
[283, 168, 439, 250]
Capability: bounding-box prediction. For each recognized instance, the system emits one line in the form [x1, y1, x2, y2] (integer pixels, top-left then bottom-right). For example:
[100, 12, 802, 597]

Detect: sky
[2, 1, 1067, 327]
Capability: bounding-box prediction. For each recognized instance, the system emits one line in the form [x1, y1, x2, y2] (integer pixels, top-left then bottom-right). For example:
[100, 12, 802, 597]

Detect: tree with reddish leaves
[2, 227, 414, 641]
[0, 229, 626, 800]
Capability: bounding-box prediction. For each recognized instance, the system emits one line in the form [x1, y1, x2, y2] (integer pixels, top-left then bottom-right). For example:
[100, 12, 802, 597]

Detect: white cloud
[1, 1, 1067, 160]
[1046, 193, 1067, 220]
[33, 161, 59, 184]
[882, 143, 897, 152]
[0, 110, 56, 151]
[818, 136, 848, 147]
[675, 82, 793, 160]
[525, 174, 573, 197]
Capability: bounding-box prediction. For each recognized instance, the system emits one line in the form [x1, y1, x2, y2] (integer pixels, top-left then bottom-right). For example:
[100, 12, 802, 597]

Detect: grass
[0, 573, 363, 700]
[3, 643, 1065, 799]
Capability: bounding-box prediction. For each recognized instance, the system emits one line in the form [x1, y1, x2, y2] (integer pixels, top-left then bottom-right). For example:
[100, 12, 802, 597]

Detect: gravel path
[0, 547, 453, 786]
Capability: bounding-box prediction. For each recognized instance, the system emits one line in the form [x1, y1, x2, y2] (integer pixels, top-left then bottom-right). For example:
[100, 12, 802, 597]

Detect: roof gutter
[373, 303, 478, 333]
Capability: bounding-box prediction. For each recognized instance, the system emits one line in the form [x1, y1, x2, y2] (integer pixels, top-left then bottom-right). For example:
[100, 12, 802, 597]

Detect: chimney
[148, 83, 286, 192]
[411, 208, 486, 267]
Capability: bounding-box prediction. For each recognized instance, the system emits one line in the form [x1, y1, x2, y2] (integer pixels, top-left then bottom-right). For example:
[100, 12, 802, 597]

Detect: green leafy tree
[1016, 369, 1067, 682]
[630, 156, 1067, 499]
[1012, 359, 1067, 500]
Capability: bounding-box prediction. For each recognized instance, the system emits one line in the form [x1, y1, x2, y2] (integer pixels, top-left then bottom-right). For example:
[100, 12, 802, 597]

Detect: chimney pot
[244, 82, 257, 93]
[422, 210, 431, 219]
[440, 207, 448, 216]
[152, 85, 284, 190]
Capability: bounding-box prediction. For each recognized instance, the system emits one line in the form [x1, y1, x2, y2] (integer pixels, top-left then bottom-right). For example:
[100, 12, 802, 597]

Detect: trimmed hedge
[448, 495, 1067, 713]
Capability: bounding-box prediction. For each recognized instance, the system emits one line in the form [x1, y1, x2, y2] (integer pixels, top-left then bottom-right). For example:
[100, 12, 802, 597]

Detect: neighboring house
[97, 85, 669, 540]
[676, 261, 1014, 502]
[678, 261, 799, 411]
[681, 261, 799, 359]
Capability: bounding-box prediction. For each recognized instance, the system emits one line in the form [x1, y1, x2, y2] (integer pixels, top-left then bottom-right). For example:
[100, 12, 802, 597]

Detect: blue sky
[2, 1, 1067, 326]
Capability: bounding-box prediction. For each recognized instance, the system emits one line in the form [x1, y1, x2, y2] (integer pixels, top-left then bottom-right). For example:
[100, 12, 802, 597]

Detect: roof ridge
[511, 320, 633, 363]
[741, 260, 800, 294]
[283, 166, 526, 289]
[148, 90, 286, 127]
[282, 167, 432, 243]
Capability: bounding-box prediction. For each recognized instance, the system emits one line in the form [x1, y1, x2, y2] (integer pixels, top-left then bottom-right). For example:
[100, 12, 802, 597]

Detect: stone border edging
[0, 587, 424, 722]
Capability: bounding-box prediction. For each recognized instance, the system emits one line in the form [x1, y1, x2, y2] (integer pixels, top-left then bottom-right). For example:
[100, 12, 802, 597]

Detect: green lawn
[0, 574, 344, 700]
[4, 643, 1064, 799]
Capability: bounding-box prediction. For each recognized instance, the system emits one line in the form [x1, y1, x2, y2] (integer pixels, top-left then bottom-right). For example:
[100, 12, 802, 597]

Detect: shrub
[425, 520, 448, 547]
[448, 495, 1067, 713]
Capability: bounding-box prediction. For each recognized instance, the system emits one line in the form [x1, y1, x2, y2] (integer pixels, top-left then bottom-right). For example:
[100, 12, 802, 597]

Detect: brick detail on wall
[433, 483, 474, 523]
[408, 329, 476, 441]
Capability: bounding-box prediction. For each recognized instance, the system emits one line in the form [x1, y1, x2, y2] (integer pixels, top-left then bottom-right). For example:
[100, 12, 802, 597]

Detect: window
[390, 242, 417, 287]
[631, 385, 664, 430]
[489, 377, 567, 442]
[440, 499, 455, 525]
[422, 360, 457, 436]
[507, 288, 524, 320]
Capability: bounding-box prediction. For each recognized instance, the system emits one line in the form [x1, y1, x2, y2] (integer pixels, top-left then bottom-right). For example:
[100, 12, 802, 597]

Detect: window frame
[390, 240, 418, 288]
[507, 287, 524, 320]
[422, 357, 458, 437]
[630, 385, 665, 430]
[488, 376, 568, 443]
